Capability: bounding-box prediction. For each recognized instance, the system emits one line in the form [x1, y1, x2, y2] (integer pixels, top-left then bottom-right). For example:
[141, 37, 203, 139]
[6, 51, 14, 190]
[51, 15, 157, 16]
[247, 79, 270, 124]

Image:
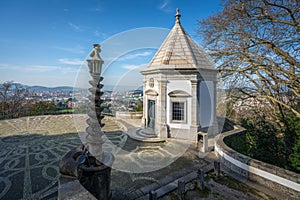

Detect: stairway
[127, 128, 166, 143]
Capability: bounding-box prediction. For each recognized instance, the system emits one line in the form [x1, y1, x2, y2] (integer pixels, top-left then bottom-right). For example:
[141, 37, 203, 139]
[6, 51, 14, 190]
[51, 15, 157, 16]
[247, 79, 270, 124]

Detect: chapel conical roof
[148, 9, 215, 69]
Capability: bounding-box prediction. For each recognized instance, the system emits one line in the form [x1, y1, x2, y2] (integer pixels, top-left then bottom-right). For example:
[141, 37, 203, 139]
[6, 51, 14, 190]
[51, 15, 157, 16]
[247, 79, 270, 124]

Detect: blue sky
[0, 0, 222, 88]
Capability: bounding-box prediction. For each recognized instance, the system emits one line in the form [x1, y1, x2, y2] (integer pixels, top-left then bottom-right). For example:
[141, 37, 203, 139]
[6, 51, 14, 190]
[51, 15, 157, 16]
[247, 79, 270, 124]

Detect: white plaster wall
[199, 81, 214, 127]
[167, 79, 190, 93]
[166, 80, 191, 129]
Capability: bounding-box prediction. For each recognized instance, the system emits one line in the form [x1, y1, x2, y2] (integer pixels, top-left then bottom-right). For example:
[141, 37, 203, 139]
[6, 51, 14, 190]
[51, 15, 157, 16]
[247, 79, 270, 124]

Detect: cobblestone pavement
[0, 115, 278, 200]
[0, 115, 87, 199]
[0, 115, 206, 199]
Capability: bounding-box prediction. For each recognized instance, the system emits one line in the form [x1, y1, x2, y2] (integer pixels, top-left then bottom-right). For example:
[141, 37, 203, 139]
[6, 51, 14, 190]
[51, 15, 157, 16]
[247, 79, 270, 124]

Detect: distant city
[0, 82, 143, 119]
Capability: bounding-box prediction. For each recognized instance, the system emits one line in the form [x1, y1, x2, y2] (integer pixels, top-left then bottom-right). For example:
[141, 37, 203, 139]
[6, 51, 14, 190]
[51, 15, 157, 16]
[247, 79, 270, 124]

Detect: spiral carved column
[85, 64, 105, 162]
[84, 44, 114, 200]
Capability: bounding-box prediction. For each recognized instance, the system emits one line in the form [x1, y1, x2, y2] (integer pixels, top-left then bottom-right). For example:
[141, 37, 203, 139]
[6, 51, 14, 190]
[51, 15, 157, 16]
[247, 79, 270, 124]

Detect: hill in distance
[22, 84, 143, 92]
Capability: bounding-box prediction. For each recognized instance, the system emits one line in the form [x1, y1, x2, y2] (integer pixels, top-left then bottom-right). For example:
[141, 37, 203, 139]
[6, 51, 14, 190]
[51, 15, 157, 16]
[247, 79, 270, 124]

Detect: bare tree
[198, 0, 300, 120]
[0, 81, 27, 119]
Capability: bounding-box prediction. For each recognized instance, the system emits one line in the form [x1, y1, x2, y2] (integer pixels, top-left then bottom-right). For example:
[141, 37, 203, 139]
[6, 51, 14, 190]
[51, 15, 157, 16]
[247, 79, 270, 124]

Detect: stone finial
[89, 44, 101, 60]
[175, 8, 181, 22]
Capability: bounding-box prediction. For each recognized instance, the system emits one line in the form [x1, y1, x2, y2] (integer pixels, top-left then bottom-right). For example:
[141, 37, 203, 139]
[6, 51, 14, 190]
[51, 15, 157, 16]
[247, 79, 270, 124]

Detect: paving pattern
[0, 115, 203, 199]
[0, 115, 86, 199]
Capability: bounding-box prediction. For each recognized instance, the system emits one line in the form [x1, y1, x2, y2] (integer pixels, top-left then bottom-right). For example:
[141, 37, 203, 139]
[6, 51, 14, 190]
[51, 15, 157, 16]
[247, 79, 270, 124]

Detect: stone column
[177, 180, 185, 200]
[84, 44, 114, 199]
[202, 133, 208, 152]
[197, 169, 205, 190]
[142, 79, 147, 128]
[85, 44, 105, 161]
[208, 80, 219, 137]
[190, 80, 199, 141]
[214, 160, 221, 177]
[198, 80, 202, 128]
[213, 80, 218, 125]
[157, 79, 167, 138]
[149, 191, 157, 200]
[85, 44, 114, 164]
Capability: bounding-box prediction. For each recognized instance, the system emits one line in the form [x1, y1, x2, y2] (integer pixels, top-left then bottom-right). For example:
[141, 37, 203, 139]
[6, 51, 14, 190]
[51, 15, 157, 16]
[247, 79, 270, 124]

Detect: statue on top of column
[89, 44, 102, 60]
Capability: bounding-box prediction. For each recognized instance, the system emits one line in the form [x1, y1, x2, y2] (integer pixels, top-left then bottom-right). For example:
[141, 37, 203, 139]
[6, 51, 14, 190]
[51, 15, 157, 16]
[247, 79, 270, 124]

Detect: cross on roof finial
[175, 8, 181, 23]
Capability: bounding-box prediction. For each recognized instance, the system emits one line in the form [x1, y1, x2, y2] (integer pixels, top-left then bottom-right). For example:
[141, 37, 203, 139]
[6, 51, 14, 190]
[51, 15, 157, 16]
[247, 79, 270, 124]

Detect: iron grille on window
[172, 102, 184, 121]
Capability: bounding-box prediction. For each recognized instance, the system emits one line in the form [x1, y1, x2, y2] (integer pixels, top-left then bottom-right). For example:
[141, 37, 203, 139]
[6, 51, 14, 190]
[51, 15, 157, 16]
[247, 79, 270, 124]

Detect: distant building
[141, 9, 218, 141]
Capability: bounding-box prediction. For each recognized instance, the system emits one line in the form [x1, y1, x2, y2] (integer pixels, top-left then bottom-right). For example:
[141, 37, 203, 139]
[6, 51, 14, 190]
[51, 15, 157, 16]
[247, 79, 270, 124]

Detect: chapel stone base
[162, 127, 198, 142]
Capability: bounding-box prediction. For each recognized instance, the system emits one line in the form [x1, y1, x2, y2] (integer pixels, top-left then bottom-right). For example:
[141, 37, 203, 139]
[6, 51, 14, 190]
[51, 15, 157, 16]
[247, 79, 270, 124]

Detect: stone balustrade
[214, 123, 300, 198]
[115, 111, 143, 119]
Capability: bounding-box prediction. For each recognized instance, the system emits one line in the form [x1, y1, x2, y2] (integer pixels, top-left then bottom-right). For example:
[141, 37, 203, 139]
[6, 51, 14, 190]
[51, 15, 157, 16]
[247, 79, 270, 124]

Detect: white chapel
[140, 9, 218, 142]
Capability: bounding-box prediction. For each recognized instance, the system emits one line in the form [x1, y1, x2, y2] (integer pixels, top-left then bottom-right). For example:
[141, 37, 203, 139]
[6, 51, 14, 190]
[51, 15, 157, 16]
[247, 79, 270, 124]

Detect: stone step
[136, 130, 157, 138]
[127, 128, 166, 143]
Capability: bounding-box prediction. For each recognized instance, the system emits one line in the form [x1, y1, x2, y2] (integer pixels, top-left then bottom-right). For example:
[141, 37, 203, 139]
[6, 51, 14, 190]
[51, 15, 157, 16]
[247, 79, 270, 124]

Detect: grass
[167, 184, 211, 200]
[58, 109, 74, 113]
[204, 171, 215, 181]
[169, 193, 179, 200]
[194, 185, 211, 197]
[161, 172, 276, 200]
[214, 173, 245, 190]
[213, 173, 277, 200]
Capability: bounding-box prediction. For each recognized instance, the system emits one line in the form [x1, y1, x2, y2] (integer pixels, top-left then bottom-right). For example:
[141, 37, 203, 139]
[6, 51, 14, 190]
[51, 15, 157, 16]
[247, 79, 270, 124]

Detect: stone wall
[115, 111, 143, 119]
[215, 123, 300, 198]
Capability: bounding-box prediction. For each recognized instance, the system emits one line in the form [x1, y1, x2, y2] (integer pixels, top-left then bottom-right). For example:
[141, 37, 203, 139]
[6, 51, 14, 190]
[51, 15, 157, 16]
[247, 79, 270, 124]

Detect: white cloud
[58, 58, 83, 65]
[160, 0, 168, 9]
[0, 63, 78, 73]
[25, 65, 62, 72]
[103, 70, 144, 87]
[94, 30, 106, 38]
[121, 63, 147, 70]
[159, 0, 172, 12]
[89, 7, 102, 12]
[0, 64, 80, 86]
[68, 22, 82, 32]
[118, 51, 153, 61]
[53, 45, 85, 54]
